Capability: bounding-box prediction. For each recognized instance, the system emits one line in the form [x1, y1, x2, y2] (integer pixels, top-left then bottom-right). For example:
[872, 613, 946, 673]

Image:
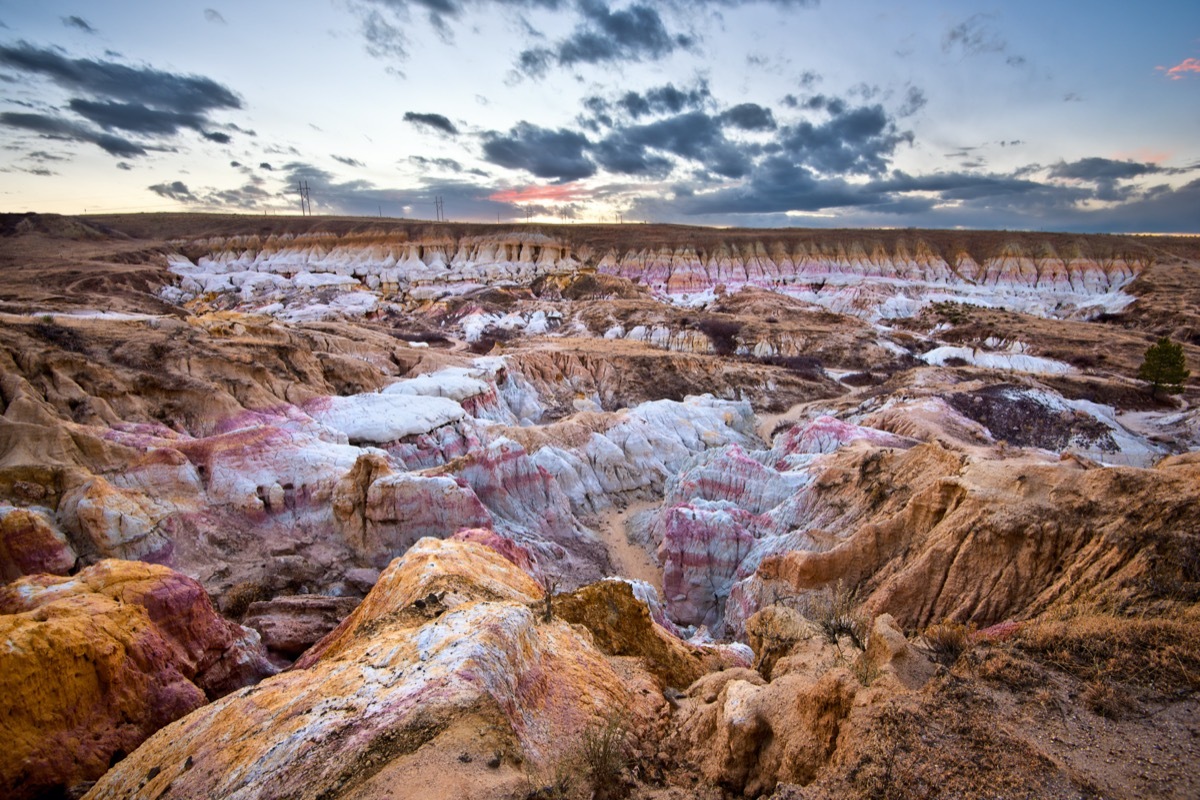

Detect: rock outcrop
[0, 560, 274, 800]
[84, 538, 671, 800]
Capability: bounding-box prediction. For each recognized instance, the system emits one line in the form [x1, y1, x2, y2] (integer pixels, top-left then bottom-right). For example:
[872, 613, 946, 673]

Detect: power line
[434, 195, 445, 222]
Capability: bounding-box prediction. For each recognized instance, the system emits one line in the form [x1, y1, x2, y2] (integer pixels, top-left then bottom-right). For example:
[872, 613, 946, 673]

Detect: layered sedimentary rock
[0, 560, 274, 800]
[242, 595, 362, 661]
[168, 230, 1150, 324]
[649, 390, 1200, 637]
[83, 538, 672, 800]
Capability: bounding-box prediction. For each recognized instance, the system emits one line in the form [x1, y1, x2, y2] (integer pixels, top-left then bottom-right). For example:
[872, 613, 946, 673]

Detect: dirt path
[592, 499, 662, 588]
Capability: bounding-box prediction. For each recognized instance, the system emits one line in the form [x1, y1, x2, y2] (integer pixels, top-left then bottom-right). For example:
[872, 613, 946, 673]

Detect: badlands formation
[1, 212, 1199, 799]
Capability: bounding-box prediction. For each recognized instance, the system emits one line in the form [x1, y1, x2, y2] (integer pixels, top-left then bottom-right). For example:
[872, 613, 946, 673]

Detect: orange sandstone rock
[0, 560, 274, 800]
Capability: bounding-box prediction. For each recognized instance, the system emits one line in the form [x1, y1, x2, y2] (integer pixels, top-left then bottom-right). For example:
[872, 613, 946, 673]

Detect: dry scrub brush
[809, 580, 871, 652]
[525, 711, 633, 800]
[919, 620, 975, 667]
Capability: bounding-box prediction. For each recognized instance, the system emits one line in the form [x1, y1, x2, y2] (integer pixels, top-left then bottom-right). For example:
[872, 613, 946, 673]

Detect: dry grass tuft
[920, 620, 975, 667]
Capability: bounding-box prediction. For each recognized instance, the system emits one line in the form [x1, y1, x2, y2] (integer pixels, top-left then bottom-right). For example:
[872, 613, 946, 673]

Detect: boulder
[0, 504, 76, 579]
[0, 560, 275, 800]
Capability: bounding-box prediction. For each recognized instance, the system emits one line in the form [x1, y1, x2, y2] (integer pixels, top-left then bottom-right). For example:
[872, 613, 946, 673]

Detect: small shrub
[1082, 680, 1131, 720]
[920, 621, 975, 667]
[851, 653, 881, 687]
[810, 581, 870, 651]
[695, 317, 742, 356]
[526, 713, 631, 800]
[579, 714, 631, 800]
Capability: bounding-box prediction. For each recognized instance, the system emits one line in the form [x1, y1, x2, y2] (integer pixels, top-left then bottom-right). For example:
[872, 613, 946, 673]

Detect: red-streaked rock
[242, 595, 361, 661]
[332, 453, 493, 567]
[0, 560, 274, 800]
[0, 504, 76, 579]
[771, 415, 916, 463]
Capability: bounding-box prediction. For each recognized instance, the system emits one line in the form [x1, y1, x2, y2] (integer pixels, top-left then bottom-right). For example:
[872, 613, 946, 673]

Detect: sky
[1, 0, 1198, 232]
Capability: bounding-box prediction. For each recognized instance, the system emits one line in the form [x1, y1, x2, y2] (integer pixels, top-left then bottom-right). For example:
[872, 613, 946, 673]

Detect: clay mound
[0, 560, 274, 800]
[84, 538, 669, 800]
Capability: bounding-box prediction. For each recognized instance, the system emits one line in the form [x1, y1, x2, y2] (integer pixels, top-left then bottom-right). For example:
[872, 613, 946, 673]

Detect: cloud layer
[0, 42, 242, 157]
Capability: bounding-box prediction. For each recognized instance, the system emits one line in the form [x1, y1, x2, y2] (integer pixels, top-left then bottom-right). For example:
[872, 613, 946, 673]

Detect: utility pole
[297, 181, 312, 216]
[434, 196, 444, 222]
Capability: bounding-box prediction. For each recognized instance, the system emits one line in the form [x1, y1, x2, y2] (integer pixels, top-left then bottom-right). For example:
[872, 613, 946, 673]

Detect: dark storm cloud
[1048, 157, 1161, 181]
[332, 154, 366, 168]
[869, 171, 1044, 200]
[0, 42, 241, 114]
[481, 122, 595, 181]
[580, 81, 711, 129]
[259, 162, 273, 170]
[62, 16, 97, 34]
[517, 1, 691, 76]
[595, 111, 755, 178]
[591, 136, 673, 177]
[779, 104, 911, 176]
[667, 157, 880, 216]
[720, 103, 776, 131]
[1047, 157, 1170, 202]
[798, 94, 847, 115]
[0, 42, 243, 157]
[403, 112, 459, 135]
[66, 99, 205, 134]
[0, 111, 149, 157]
[116, 161, 132, 170]
[149, 180, 196, 202]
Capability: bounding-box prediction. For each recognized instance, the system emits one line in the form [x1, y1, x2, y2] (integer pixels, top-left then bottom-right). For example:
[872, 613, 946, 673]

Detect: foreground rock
[0, 560, 275, 800]
[85, 538, 707, 800]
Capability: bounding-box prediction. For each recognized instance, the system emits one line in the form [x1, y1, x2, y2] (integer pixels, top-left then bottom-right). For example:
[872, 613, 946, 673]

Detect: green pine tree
[1138, 337, 1190, 396]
